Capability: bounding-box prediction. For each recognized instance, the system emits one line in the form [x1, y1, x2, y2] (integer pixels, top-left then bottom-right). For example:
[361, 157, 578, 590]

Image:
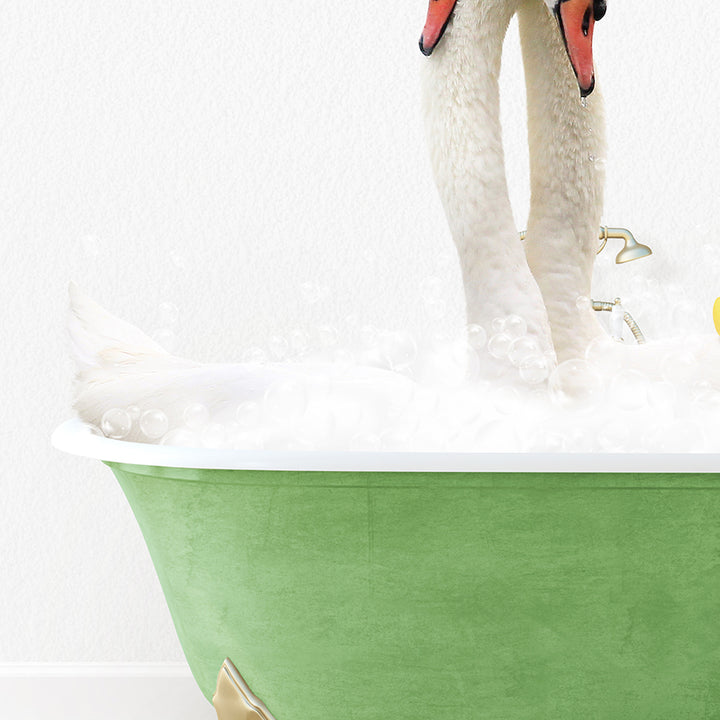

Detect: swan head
[548, 0, 606, 96]
[419, 0, 606, 98]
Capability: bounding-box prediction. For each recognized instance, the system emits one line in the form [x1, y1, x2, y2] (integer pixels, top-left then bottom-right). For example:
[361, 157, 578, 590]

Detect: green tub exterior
[107, 462, 720, 719]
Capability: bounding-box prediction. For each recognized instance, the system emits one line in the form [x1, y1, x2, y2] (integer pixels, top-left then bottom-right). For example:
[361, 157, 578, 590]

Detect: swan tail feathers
[68, 282, 169, 369]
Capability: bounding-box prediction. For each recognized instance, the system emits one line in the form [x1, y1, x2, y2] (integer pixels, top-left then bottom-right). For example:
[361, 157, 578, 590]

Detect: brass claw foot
[213, 658, 276, 720]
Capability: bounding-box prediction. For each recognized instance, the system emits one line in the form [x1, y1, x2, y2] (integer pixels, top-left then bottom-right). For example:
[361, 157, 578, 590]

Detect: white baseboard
[0, 663, 217, 720]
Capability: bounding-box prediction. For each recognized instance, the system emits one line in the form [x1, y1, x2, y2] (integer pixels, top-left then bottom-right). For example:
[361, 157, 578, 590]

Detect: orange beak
[556, 0, 597, 96]
[419, 0, 457, 56]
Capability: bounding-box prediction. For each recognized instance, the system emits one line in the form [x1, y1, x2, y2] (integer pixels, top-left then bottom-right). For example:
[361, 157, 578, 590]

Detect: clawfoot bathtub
[53, 419, 720, 719]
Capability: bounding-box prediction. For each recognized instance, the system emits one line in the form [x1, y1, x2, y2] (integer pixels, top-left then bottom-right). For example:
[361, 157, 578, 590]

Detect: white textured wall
[1, 0, 718, 662]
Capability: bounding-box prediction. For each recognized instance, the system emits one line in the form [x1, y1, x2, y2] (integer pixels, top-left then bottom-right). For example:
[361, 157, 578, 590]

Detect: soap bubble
[289, 328, 310, 356]
[301, 402, 336, 442]
[418, 341, 479, 387]
[491, 385, 522, 415]
[101, 408, 132, 439]
[598, 420, 633, 452]
[140, 409, 169, 439]
[488, 333, 512, 359]
[467, 324, 488, 351]
[268, 335, 289, 361]
[691, 381, 720, 410]
[236, 401, 262, 429]
[533, 431, 567, 453]
[183, 402, 210, 430]
[576, 295, 593, 312]
[243, 347, 267, 364]
[315, 325, 339, 349]
[201, 422, 227, 449]
[609, 369, 650, 411]
[350, 433, 382, 451]
[231, 431, 263, 450]
[360, 325, 380, 349]
[160, 428, 200, 447]
[658, 420, 706, 453]
[264, 379, 308, 424]
[333, 347, 356, 367]
[81, 234, 100, 258]
[504, 315, 527, 340]
[126, 405, 141, 421]
[508, 336, 539, 368]
[152, 328, 177, 353]
[670, 299, 696, 334]
[491, 317, 506, 333]
[381, 330, 417, 371]
[548, 358, 603, 410]
[83, 423, 104, 437]
[380, 428, 413, 450]
[519, 355, 550, 385]
[661, 349, 697, 385]
[157, 301, 179, 327]
[647, 381, 677, 414]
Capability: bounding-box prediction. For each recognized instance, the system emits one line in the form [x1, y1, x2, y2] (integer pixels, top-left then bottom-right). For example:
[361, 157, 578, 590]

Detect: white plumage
[69, 283, 415, 445]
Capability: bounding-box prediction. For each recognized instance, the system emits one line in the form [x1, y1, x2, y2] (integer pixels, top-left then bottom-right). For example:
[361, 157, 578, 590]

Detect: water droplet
[101, 408, 132, 439]
[140, 409, 169, 439]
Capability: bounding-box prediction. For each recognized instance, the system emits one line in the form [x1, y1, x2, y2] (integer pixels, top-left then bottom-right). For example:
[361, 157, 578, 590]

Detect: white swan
[420, 0, 606, 365]
[67, 0, 720, 452]
[420, 0, 720, 407]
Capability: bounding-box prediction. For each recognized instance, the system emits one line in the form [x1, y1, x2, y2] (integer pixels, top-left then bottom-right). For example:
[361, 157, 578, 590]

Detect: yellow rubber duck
[714, 298, 720, 335]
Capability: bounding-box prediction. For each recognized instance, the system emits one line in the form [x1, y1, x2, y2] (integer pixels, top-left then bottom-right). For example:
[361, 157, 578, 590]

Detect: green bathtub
[53, 420, 720, 719]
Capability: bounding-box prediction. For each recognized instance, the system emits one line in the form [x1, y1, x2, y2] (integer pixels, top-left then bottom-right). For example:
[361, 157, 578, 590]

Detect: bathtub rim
[52, 418, 720, 473]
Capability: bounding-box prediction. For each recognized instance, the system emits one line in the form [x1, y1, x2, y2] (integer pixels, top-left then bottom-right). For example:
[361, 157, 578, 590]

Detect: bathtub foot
[213, 658, 277, 720]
